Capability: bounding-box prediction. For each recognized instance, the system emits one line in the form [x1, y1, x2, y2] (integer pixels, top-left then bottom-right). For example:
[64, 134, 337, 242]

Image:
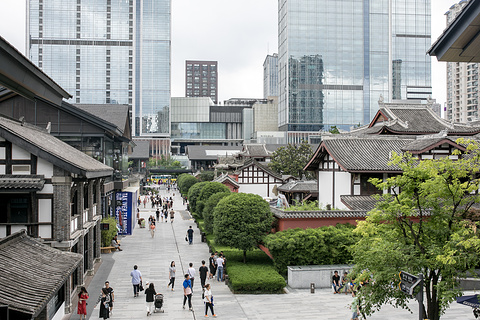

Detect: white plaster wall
[318, 171, 333, 208]
[11, 225, 27, 233]
[0, 225, 6, 238]
[11, 145, 30, 160]
[37, 157, 54, 178]
[38, 199, 52, 223]
[238, 183, 281, 198]
[37, 184, 53, 194]
[39, 225, 52, 238]
[334, 172, 351, 210]
[0, 165, 5, 174]
[0, 147, 5, 159]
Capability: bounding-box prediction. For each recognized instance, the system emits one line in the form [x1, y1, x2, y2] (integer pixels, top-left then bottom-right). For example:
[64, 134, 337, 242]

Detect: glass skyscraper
[27, 0, 171, 137]
[278, 0, 431, 131]
[264, 54, 279, 98]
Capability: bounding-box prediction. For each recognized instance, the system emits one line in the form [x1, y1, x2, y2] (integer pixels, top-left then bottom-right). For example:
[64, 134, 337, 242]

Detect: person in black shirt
[145, 282, 157, 316]
[332, 270, 341, 294]
[199, 260, 209, 288]
[186, 226, 194, 245]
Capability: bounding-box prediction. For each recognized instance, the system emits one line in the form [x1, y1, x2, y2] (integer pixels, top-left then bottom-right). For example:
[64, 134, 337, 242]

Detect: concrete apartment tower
[445, 0, 479, 122]
[27, 0, 171, 155]
[278, 0, 432, 132]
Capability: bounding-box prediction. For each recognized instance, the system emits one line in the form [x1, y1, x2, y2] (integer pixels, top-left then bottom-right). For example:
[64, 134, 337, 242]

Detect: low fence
[288, 264, 352, 289]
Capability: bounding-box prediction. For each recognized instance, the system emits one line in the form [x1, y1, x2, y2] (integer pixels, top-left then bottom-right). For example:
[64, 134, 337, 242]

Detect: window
[0, 195, 30, 223]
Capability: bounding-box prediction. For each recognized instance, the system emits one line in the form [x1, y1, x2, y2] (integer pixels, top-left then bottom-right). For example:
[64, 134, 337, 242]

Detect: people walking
[77, 286, 88, 320]
[209, 252, 216, 280]
[130, 265, 143, 297]
[170, 209, 175, 223]
[216, 254, 225, 282]
[104, 281, 114, 314]
[199, 260, 208, 288]
[183, 274, 193, 311]
[203, 283, 216, 317]
[145, 282, 157, 316]
[98, 288, 110, 319]
[187, 225, 194, 245]
[187, 262, 196, 289]
[150, 219, 156, 238]
[168, 261, 176, 291]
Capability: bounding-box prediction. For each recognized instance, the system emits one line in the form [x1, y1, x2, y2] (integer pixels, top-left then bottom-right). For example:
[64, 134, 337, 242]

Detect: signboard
[115, 188, 138, 235]
[399, 271, 422, 296]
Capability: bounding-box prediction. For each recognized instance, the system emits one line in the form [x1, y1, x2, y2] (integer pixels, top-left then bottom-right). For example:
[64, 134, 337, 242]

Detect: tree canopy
[187, 181, 209, 214]
[196, 182, 230, 218]
[177, 174, 198, 197]
[351, 140, 480, 320]
[203, 191, 231, 233]
[147, 156, 182, 169]
[269, 140, 313, 178]
[214, 193, 274, 263]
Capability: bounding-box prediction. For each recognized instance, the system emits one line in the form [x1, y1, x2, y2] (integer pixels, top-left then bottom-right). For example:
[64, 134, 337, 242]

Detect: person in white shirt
[203, 283, 216, 317]
[216, 255, 225, 282]
[187, 262, 196, 290]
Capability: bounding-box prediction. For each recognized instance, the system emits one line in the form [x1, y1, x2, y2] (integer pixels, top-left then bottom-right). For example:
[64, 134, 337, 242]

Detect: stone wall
[288, 265, 352, 289]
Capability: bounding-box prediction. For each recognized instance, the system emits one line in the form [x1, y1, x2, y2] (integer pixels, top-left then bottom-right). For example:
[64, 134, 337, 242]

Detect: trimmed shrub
[101, 217, 117, 247]
[227, 262, 285, 293]
[177, 174, 198, 197]
[187, 181, 209, 214]
[264, 224, 358, 275]
[203, 191, 231, 233]
[196, 182, 230, 218]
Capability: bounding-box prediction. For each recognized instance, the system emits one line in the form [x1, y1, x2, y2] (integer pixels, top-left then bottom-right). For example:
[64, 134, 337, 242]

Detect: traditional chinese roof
[360, 102, 480, 135]
[186, 145, 242, 161]
[278, 180, 318, 193]
[235, 158, 284, 180]
[0, 175, 45, 190]
[0, 115, 113, 178]
[340, 195, 383, 211]
[240, 144, 272, 157]
[74, 103, 130, 139]
[270, 206, 367, 219]
[129, 140, 150, 159]
[213, 173, 240, 188]
[0, 230, 82, 317]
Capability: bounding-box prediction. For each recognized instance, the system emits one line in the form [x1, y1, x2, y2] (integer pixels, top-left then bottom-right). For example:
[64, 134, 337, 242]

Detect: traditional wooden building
[0, 114, 112, 314]
[0, 230, 83, 320]
[213, 172, 240, 192]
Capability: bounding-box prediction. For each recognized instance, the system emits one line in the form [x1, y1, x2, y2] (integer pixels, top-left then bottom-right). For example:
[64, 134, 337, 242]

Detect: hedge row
[264, 224, 358, 275]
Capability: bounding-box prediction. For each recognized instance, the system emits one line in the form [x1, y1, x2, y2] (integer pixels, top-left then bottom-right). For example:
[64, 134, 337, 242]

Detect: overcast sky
[0, 1, 458, 108]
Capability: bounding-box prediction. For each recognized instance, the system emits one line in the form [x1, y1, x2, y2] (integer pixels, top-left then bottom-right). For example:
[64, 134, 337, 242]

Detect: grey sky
[0, 0, 459, 109]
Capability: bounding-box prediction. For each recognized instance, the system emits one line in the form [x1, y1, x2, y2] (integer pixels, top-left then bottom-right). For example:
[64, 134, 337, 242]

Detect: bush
[196, 182, 230, 217]
[101, 217, 117, 247]
[227, 262, 285, 293]
[187, 181, 209, 214]
[264, 224, 358, 275]
[203, 192, 231, 233]
[177, 174, 198, 197]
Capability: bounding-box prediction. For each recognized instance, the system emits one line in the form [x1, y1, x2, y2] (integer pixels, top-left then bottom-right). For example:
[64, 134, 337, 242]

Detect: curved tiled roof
[0, 231, 82, 317]
[0, 175, 45, 190]
[278, 180, 318, 193]
[270, 207, 367, 219]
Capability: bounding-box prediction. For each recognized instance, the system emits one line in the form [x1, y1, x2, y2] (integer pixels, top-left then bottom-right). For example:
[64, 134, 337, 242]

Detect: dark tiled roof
[241, 144, 271, 157]
[186, 145, 242, 161]
[369, 104, 480, 135]
[340, 195, 383, 211]
[213, 173, 240, 188]
[74, 104, 129, 134]
[0, 230, 82, 316]
[401, 136, 466, 153]
[278, 180, 318, 193]
[0, 116, 113, 178]
[129, 140, 150, 159]
[270, 207, 367, 219]
[0, 175, 45, 190]
[322, 137, 412, 172]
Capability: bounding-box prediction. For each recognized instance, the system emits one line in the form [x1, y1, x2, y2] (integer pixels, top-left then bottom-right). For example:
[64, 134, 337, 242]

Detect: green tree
[147, 156, 182, 169]
[328, 125, 340, 134]
[196, 182, 230, 218]
[177, 174, 198, 197]
[187, 181, 209, 214]
[198, 171, 215, 182]
[352, 142, 480, 320]
[214, 193, 274, 263]
[269, 140, 313, 178]
[203, 191, 231, 233]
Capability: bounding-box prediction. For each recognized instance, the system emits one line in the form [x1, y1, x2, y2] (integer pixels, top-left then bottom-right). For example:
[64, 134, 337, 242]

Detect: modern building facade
[27, 0, 171, 138]
[445, 0, 479, 122]
[278, 0, 432, 132]
[185, 60, 218, 103]
[263, 54, 279, 98]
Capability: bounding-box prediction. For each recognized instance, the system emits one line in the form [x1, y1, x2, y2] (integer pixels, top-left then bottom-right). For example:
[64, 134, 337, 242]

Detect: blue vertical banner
[115, 191, 133, 235]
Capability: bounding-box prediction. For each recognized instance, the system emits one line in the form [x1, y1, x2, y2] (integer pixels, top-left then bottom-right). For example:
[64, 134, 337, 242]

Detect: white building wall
[334, 172, 351, 210]
[318, 171, 351, 210]
[37, 157, 54, 178]
[238, 183, 282, 198]
[11, 145, 30, 160]
[318, 171, 333, 208]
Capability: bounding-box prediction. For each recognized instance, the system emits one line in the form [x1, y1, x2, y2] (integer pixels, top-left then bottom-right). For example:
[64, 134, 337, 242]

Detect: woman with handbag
[98, 288, 110, 319]
[203, 283, 216, 317]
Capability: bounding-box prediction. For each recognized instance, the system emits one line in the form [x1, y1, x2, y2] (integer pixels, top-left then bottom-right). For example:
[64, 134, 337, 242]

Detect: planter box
[287, 265, 352, 289]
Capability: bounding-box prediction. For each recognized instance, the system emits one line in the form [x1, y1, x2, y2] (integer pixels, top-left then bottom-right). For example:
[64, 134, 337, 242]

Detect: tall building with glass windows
[27, 0, 171, 140]
[185, 60, 218, 103]
[263, 54, 278, 98]
[445, 0, 479, 122]
[278, 0, 432, 132]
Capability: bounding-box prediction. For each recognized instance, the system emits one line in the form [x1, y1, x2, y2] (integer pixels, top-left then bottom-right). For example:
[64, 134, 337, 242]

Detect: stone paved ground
[67, 186, 477, 320]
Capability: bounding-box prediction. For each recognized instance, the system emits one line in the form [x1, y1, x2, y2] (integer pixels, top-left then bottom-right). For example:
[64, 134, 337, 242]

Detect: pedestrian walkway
[71, 186, 476, 320]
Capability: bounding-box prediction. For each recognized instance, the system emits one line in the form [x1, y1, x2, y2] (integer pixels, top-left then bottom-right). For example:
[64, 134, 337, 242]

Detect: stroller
[154, 294, 164, 313]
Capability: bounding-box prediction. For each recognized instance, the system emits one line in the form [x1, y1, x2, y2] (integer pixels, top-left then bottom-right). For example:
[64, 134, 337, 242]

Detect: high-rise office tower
[185, 60, 218, 103]
[445, 0, 478, 122]
[263, 54, 279, 98]
[278, 0, 432, 131]
[27, 0, 171, 138]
